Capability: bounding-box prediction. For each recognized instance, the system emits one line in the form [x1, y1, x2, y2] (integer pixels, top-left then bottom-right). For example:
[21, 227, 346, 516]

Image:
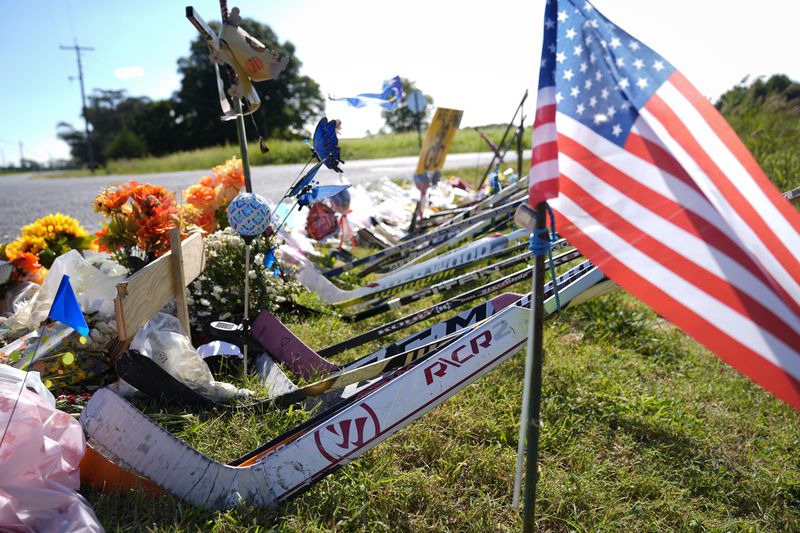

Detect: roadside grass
[47, 125, 532, 178]
[84, 233, 800, 530]
[81, 163, 799, 529]
[85, 286, 800, 531]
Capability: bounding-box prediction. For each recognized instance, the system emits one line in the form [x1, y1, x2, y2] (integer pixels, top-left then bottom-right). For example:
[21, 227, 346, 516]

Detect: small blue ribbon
[529, 204, 561, 311]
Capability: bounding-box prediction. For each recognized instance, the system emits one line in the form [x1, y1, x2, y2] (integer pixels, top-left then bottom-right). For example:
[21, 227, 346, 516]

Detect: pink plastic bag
[0, 373, 103, 532]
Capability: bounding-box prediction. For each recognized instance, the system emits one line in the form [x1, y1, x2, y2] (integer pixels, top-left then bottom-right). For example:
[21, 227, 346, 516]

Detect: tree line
[58, 18, 431, 168]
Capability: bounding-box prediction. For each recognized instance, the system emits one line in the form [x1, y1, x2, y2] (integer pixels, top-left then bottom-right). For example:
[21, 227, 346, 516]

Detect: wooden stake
[169, 228, 192, 340]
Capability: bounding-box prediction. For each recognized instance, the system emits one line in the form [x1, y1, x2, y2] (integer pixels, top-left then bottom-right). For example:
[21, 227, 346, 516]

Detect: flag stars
[548, 44, 556, 53]
[584, 79, 593, 90]
[544, 18, 555, 29]
[612, 124, 622, 136]
[606, 105, 616, 117]
[593, 113, 609, 125]
[619, 77, 630, 89]
[595, 71, 602, 81]
[583, 2, 593, 11]
[557, 10, 569, 22]
[589, 96, 598, 107]
[601, 88, 610, 100]
[633, 58, 644, 70]
[563, 69, 574, 81]
[570, 86, 580, 97]
[579, 62, 588, 73]
[573, 44, 584, 56]
[555, 92, 564, 103]
[610, 37, 621, 49]
[653, 60, 665, 72]
[590, 52, 597, 64]
[628, 40, 640, 51]
[576, 103, 586, 115]
[585, 35, 593, 45]
[616, 57, 625, 68]
[541, 58, 548, 68]
[620, 100, 631, 110]
[566, 28, 577, 39]
[600, 39, 607, 49]
[556, 51, 567, 64]
[636, 77, 649, 89]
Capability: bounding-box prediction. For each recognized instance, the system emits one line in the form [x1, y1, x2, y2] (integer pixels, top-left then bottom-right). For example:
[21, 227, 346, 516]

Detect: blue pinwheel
[298, 184, 351, 210]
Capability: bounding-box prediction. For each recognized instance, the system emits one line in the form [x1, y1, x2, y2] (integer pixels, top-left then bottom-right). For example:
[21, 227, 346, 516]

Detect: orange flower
[11, 252, 47, 284]
[13, 252, 41, 275]
[93, 228, 112, 253]
[184, 183, 217, 207]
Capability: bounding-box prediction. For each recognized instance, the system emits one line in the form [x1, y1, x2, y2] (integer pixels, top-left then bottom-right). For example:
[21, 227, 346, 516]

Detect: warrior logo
[314, 403, 381, 463]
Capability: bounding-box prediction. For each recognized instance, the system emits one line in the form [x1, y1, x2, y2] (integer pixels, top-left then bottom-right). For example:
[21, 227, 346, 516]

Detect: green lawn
[48, 125, 531, 178]
[78, 216, 799, 531]
[85, 287, 800, 531]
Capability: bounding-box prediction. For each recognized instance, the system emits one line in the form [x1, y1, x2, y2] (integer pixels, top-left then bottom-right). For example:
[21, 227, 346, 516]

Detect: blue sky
[3, 0, 800, 165]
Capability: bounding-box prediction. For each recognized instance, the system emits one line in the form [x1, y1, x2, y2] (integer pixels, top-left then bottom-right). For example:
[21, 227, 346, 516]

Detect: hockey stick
[365, 202, 522, 276]
[319, 257, 595, 358]
[296, 227, 531, 306]
[81, 268, 608, 511]
[322, 199, 524, 279]
[346, 247, 581, 322]
[251, 293, 523, 379]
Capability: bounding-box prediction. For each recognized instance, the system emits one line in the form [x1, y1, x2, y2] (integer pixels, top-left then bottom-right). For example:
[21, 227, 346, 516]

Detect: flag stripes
[548, 83, 800, 409]
[530, 87, 559, 203]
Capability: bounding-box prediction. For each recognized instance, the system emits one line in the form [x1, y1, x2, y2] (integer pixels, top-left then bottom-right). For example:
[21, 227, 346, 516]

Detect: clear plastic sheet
[0, 364, 103, 532]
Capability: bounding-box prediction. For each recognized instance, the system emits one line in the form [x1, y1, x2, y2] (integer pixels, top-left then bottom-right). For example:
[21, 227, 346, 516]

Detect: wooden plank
[115, 232, 204, 341]
[169, 228, 192, 339]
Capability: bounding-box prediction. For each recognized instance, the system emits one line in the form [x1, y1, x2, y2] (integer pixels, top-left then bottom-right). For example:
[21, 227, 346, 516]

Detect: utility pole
[18, 141, 23, 167]
[60, 40, 95, 170]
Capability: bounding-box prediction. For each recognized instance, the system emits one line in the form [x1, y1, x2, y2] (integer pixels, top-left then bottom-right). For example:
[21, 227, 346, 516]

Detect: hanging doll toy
[329, 186, 355, 250]
[186, 2, 289, 122]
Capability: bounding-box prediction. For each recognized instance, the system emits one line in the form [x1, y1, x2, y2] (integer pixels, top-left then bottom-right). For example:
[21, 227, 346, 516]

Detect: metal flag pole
[242, 240, 251, 376]
[233, 97, 254, 376]
[521, 202, 548, 532]
[234, 98, 253, 193]
[517, 102, 525, 181]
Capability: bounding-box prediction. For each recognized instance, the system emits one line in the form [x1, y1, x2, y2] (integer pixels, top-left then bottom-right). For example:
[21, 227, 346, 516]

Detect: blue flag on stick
[48, 274, 89, 337]
[329, 76, 403, 110]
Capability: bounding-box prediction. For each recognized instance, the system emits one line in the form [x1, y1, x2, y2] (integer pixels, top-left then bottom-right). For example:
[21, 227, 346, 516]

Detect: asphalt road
[0, 151, 524, 242]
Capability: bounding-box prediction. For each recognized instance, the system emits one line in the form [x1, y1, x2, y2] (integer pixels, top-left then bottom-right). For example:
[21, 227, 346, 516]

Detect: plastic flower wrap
[94, 181, 178, 271]
[179, 156, 246, 233]
[187, 227, 301, 329]
[1, 213, 94, 285]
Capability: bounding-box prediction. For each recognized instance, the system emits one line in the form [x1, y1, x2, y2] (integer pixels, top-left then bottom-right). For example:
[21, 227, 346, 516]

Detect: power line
[60, 40, 96, 170]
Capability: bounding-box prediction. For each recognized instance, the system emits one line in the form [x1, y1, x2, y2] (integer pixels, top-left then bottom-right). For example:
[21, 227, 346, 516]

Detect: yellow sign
[416, 108, 464, 176]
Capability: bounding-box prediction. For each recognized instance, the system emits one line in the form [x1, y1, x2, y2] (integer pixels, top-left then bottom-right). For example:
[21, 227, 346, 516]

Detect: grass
[84, 288, 800, 531]
[46, 125, 532, 178]
[78, 196, 799, 530]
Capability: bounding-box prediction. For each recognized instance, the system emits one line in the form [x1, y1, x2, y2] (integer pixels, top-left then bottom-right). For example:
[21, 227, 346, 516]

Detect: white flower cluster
[187, 228, 301, 329]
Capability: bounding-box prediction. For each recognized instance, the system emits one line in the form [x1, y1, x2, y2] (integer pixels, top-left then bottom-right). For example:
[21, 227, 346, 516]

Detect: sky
[2, 0, 800, 165]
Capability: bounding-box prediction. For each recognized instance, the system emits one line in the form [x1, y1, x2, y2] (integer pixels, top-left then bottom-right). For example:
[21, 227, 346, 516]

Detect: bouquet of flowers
[93, 181, 178, 272]
[187, 228, 301, 328]
[179, 157, 245, 234]
[1, 213, 94, 285]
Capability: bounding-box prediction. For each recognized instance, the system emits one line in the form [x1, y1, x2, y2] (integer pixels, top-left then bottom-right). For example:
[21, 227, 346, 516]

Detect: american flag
[531, 0, 800, 409]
